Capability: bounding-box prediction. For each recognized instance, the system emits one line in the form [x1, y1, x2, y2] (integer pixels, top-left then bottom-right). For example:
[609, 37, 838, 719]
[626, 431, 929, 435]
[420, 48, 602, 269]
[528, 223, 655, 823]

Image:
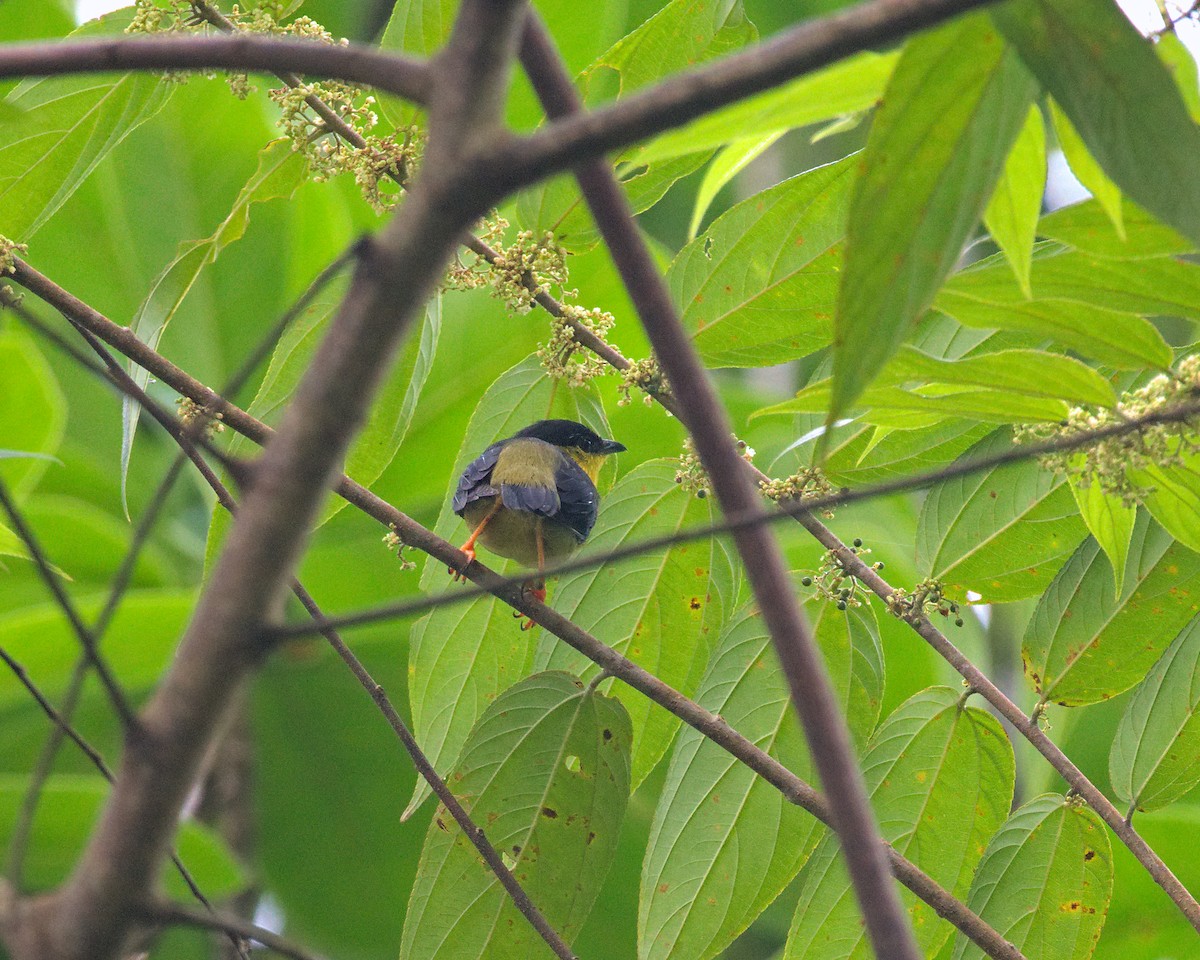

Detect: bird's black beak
[600, 439, 627, 454]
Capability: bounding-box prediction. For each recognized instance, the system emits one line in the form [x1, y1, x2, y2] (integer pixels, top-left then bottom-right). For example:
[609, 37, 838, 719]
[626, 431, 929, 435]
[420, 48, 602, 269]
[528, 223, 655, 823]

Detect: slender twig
[0, 480, 140, 730]
[519, 18, 920, 960]
[15, 259, 1028, 960]
[136, 900, 325, 960]
[0, 34, 430, 103]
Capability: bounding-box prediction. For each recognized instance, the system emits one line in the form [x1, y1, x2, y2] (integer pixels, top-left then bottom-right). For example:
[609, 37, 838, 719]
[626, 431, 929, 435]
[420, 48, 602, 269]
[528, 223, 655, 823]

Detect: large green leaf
[995, 0, 1200, 246]
[1129, 449, 1200, 555]
[533, 461, 736, 789]
[0, 10, 172, 239]
[916, 430, 1088, 603]
[1110, 614, 1200, 813]
[984, 105, 1046, 296]
[687, 132, 783, 240]
[950, 795, 1112, 960]
[823, 420, 993, 488]
[668, 156, 854, 368]
[405, 356, 609, 817]
[783, 687, 1014, 960]
[400, 672, 630, 960]
[1023, 512, 1200, 706]
[121, 139, 310, 507]
[631, 51, 897, 168]
[831, 13, 1036, 422]
[1037, 198, 1192, 260]
[0, 774, 243, 900]
[0, 327, 65, 499]
[639, 602, 883, 960]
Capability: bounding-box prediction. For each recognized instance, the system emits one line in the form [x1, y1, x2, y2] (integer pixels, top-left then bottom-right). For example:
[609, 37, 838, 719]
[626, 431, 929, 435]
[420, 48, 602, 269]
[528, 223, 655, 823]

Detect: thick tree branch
[496, 0, 994, 189]
[0, 34, 430, 104]
[518, 17, 920, 960]
[12, 266, 1025, 960]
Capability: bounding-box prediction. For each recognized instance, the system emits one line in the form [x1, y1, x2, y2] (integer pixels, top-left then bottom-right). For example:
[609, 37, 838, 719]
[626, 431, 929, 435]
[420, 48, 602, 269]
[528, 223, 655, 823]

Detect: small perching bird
[450, 419, 626, 629]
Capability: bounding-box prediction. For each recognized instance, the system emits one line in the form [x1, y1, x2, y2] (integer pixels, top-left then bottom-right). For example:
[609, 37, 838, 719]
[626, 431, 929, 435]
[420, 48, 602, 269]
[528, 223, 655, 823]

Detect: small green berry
[852, 537, 863, 548]
[836, 600, 847, 610]
[801, 576, 813, 587]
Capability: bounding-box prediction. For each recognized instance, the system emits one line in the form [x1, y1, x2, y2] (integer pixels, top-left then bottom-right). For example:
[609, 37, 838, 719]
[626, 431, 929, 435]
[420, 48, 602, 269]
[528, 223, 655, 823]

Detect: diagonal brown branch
[11, 259, 1027, 960]
[517, 17, 920, 960]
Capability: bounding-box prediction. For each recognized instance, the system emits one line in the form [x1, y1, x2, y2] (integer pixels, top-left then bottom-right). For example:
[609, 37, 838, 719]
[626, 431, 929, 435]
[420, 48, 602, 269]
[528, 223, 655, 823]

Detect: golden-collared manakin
[450, 419, 626, 628]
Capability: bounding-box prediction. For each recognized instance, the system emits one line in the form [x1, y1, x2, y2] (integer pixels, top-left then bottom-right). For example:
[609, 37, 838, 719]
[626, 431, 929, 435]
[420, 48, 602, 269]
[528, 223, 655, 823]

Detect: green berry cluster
[175, 396, 225, 437]
[1016, 354, 1200, 506]
[800, 539, 883, 609]
[0, 236, 28, 275]
[885, 579, 964, 627]
[538, 304, 616, 387]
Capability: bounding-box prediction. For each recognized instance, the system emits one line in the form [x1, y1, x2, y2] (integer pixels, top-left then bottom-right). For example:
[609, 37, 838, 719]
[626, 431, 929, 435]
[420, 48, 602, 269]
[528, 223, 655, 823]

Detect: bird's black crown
[512, 419, 626, 454]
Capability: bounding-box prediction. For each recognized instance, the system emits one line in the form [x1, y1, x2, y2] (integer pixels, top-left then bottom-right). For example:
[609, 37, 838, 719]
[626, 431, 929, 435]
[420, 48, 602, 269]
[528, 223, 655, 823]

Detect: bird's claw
[514, 582, 547, 630]
[448, 545, 476, 581]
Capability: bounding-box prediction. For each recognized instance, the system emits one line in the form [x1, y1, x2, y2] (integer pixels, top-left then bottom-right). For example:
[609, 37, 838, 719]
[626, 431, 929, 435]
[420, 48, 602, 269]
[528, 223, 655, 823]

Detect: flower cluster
[1015, 354, 1200, 506]
[674, 436, 755, 498]
[538, 304, 616, 386]
[0, 236, 27, 275]
[618, 356, 669, 407]
[175, 396, 226, 436]
[382, 525, 417, 572]
[885, 579, 964, 627]
[760, 467, 836, 518]
[800, 539, 883, 609]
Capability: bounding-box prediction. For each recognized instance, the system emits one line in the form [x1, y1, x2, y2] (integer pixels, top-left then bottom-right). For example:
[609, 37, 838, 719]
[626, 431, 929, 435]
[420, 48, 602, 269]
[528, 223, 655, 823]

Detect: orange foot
[448, 544, 476, 582]
[513, 582, 547, 631]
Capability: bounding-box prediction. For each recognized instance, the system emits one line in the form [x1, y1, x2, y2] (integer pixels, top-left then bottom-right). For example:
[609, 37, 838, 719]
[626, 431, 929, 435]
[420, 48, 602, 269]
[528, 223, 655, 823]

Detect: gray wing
[553, 455, 599, 542]
[451, 441, 504, 516]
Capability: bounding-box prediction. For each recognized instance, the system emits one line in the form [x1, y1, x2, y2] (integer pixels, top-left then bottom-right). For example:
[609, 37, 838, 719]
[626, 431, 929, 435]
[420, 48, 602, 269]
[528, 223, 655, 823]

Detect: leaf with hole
[400, 672, 630, 960]
[950, 794, 1112, 960]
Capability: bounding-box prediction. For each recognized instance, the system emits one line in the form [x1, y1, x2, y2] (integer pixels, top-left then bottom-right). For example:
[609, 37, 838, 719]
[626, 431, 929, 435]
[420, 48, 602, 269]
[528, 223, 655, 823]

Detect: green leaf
[1111, 614, 1200, 812]
[0, 10, 173, 239]
[950, 794, 1112, 960]
[823, 420, 993, 487]
[916, 430, 1088, 603]
[784, 687, 1014, 960]
[121, 139, 310, 509]
[1049, 100, 1124, 238]
[687, 132, 783, 240]
[400, 672, 630, 960]
[984, 105, 1046, 296]
[533, 461, 736, 790]
[1023, 511, 1200, 705]
[0, 520, 29, 562]
[0, 328, 65, 498]
[1129, 449, 1200, 555]
[0, 774, 243, 899]
[670, 155, 855, 368]
[996, 0, 1200, 247]
[1037, 198, 1192, 260]
[405, 356, 609, 818]
[831, 13, 1037, 422]
[1158, 32, 1200, 123]
[1069, 471, 1136, 597]
[632, 50, 898, 167]
[639, 602, 883, 960]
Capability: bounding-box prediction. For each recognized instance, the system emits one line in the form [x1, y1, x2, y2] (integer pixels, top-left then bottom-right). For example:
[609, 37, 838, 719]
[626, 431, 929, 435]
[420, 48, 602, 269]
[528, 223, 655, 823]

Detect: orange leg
[450, 500, 500, 581]
[516, 519, 547, 631]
